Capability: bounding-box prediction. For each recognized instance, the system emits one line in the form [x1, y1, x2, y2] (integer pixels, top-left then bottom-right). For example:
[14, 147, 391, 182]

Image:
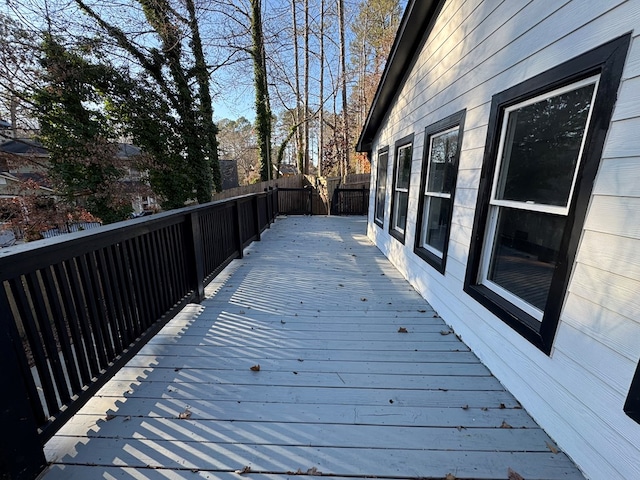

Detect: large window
[464, 35, 629, 352]
[389, 134, 414, 242]
[374, 147, 389, 227]
[415, 110, 465, 273]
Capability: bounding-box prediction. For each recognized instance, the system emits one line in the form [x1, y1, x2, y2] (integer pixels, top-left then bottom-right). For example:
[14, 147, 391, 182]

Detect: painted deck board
[41, 216, 584, 480]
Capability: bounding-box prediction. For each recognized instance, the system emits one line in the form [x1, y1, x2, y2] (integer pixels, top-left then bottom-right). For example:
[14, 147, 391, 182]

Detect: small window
[625, 361, 640, 424]
[374, 147, 389, 227]
[415, 110, 465, 273]
[464, 34, 630, 352]
[389, 134, 413, 243]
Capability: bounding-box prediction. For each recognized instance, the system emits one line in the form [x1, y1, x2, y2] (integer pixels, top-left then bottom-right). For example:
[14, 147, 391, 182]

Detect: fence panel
[278, 187, 312, 215]
[331, 188, 370, 215]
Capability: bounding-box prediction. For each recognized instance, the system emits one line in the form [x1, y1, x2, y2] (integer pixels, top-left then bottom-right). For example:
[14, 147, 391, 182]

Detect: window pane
[422, 196, 451, 254]
[427, 130, 458, 194]
[394, 191, 408, 231]
[496, 83, 595, 206]
[375, 152, 388, 222]
[487, 207, 566, 311]
[396, 145, 412, 189]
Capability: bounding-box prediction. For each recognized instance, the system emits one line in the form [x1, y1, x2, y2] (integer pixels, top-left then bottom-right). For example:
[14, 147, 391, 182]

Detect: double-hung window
[389, 134, 413, 242]
[374, 147, 389, 227]
[464, 35, 629, 352]
[415, 111, 465, 272]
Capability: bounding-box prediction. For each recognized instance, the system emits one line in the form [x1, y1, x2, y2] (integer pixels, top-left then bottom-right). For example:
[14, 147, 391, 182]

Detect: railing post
[0, 291, 47, 480]
[235, 200, 244, 259]
[273, 186, 279, 217]
[253, 195, 262, 241]
[187, 211, 205, 302]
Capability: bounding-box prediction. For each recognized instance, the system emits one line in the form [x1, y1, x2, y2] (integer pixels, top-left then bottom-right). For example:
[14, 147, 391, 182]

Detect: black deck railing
[0, 189, 278, 480]
[331, 187, 370, 215]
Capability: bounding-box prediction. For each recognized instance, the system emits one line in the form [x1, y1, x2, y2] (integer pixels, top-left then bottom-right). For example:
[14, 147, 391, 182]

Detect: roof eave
[356, 0, 442, 153]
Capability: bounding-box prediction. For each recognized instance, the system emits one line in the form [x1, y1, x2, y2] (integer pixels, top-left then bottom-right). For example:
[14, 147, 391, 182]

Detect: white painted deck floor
[42, 216, 585, 480]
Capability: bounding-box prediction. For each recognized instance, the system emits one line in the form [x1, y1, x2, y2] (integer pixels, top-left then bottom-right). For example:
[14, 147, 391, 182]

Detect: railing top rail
[0, 191, 271, 275]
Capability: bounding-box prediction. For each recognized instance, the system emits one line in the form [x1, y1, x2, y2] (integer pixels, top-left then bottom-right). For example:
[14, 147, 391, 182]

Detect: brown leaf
[178, 408, 191, 419]
[440, 330, 452, 335]
[500, 420, 513, 429]
[105, 414, 116, 421]
[306, 466, 322, 475]
[398, 327, 408, 333]
[546, 441, 559, 454]
[508, 468, 525, 480]
[250, 364, 261, 372]
[461, 404, 469, 410]
[499, 403, 506, 409]
[446, 474, 457, 480]
[360, 297, 367, 301]
[234, 466, 252, 474]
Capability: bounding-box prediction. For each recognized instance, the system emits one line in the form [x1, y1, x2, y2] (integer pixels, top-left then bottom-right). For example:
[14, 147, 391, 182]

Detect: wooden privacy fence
[331, 187, 370, 215]
[0, 190, 278, 480]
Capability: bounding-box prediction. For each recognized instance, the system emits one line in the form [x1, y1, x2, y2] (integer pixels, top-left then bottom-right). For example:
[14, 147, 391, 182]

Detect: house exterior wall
[366, 1, 640, 478]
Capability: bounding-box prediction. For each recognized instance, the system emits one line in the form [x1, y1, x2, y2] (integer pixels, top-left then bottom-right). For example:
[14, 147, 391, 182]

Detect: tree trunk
[291, 0, 304, 174]
[303, 0, 310, 174]
[338, 0, 349, 179]
[251, 0, 273, 181]
[318, 0, 324, 177]
[185, 0, 221, 194]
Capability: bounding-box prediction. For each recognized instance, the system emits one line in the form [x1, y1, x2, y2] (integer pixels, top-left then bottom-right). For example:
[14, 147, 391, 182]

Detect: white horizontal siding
[367, 0, 640, 478]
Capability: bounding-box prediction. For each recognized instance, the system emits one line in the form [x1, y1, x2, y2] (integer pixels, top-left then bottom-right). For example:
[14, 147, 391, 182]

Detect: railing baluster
[58, 259, 100, 380]
[96, 249, 125, 354]
[77, 254, 111, 368]
[8, 277, 60, 416]
[52, 262, 91, 387]
[41, 266, 82, 395]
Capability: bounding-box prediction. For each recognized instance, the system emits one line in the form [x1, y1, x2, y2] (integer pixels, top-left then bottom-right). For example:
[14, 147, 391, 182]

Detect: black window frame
[625, 361, 640, 424]
[463, 34, 630, 354]
[374, 146, 389, 228]
[389, 133, 414, 244]
[414, 110, 466, 273]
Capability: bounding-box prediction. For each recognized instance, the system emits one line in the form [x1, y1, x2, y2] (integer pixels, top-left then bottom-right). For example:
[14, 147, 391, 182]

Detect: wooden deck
[41, 216, 584, 480]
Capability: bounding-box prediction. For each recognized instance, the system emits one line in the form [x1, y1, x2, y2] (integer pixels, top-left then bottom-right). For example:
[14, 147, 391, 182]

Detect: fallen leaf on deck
[440, 330, 452, 335]
[250, 364, 261, 371]
[461, 404, 469, 410]
[389, 399, 394, 404]
[307, 467, 322, 475]
[499, 403, 506, 409]
[507, 468, 525, 480]
[338, 283, 344, 287]
[298, 358, 304, 362]
[234, 466, 252, 474]
[124, 416, 131, 421]
[360, 297, 367, 301]
[481, 407, 488, 411]
[239, 310, 245, 314]
[546, 441, 559, 454]
[293, 371, 298, 375]
[500, 420, 513, 429]
[417, 309, 427, 313]
[105, 414, 116, 421]
[178, 408, 191, 419]
[174, 368, 181, 372]
[398, 327, 408, 333]
[446, 473, 457, 480]
[280, 320, 286, 324]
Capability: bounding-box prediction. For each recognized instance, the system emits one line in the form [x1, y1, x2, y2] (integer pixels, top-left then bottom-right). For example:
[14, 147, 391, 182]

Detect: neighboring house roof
[0, 172, 54, 192]
[356, 0, 443, 153]
[0, 139, 142, 158]
[276, 163, 298, 176]
[117, 143, 142, 158]
[0, 138, 49, 156]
